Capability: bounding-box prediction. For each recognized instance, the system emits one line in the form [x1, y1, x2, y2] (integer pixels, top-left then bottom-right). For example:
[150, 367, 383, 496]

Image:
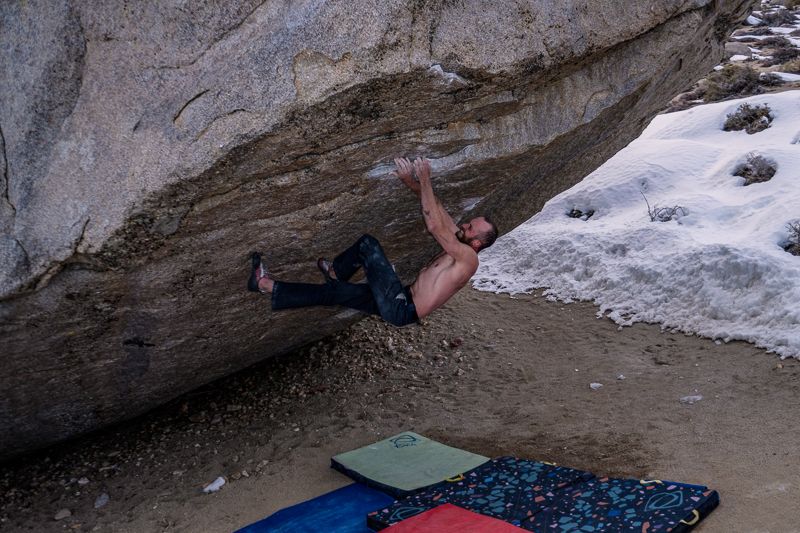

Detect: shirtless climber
[247, 157, 498, 326]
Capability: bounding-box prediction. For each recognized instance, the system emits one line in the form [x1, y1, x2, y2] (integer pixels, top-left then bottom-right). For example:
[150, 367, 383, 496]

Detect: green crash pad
[331, 432, 489, 498]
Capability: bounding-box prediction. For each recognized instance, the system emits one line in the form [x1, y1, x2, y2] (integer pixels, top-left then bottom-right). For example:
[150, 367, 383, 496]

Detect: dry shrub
[741, 26, 775, 36]
[781, 57, 800, 73]
[703, 64, 763, 101]
[760, 9, 797, 26]
[774, 46, 800, 61]
[734, 152, 777, 185]
[759, 35, 792, 47]
[641, 194, 688, 223]
[762, 46, 800, 66]
[723, 103, 773, 134]
[567, 208, 595, 221]
[759, 72, 784, 86]
[785, 221, 800, 256]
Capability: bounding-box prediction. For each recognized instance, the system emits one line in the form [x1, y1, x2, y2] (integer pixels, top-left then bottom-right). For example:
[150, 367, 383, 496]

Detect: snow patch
[773, 72, 800, 82]
[428, 64, 469, 88]
[474, 91, 800, 359]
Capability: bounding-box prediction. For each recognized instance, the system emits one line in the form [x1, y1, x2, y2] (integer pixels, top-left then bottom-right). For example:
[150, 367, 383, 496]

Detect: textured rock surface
[0, 0, 753, 459]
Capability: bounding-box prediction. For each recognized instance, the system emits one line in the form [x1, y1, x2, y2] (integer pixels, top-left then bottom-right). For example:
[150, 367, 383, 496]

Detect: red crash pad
[382, 504, 525, 532]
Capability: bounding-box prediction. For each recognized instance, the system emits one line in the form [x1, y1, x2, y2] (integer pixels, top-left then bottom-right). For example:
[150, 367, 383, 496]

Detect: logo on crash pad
[389, 506, 426, 522]
[645, 490, 684, 511]
[390, 434, 419, 448]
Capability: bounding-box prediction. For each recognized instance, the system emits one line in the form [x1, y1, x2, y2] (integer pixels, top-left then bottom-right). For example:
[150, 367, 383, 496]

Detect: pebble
[77, 477, 90, 485]
[590, 383, 603, 390]
[616, 374, 626, 380]
[680, 394, 703, 405]
[54, 508, 72, 521]
[94, 493, 109, 509]
[203, 477, 226, 493]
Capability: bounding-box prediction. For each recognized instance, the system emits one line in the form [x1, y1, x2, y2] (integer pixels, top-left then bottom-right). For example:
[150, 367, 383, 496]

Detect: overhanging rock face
[0, 0, 753, 459]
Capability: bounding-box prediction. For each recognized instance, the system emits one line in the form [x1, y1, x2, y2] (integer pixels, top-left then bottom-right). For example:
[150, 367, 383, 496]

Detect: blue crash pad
[235, 483, 394, 533]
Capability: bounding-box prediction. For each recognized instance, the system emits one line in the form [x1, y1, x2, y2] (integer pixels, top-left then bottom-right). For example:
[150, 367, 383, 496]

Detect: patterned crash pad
[382, 504, 526, 532]
[367, 456, 595, 530]
[233, 483, 393, 533]
[331, 432, 489, 498]
[526, 477, 720, 532]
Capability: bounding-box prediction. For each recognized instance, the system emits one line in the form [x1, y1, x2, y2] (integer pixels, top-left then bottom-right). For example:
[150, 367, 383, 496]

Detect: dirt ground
[1, 288, 799, 533]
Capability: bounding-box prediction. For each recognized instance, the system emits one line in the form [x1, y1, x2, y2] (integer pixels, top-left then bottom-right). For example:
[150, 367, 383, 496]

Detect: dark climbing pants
[271, 234, 419, 327]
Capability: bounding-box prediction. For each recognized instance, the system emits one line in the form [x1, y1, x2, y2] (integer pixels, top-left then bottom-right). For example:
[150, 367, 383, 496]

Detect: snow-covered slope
[474, 91, 800, 358]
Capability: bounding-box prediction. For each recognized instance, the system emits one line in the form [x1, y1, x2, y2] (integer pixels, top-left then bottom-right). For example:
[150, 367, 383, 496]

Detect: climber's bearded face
[455, 217, 490, 245]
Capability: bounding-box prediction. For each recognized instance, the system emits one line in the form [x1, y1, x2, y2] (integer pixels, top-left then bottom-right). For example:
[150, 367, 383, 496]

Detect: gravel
[0, 315, 475, 531]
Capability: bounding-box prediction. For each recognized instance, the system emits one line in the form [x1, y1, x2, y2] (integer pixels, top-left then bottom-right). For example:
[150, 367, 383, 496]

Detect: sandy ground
[1, 288, 799, 533]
